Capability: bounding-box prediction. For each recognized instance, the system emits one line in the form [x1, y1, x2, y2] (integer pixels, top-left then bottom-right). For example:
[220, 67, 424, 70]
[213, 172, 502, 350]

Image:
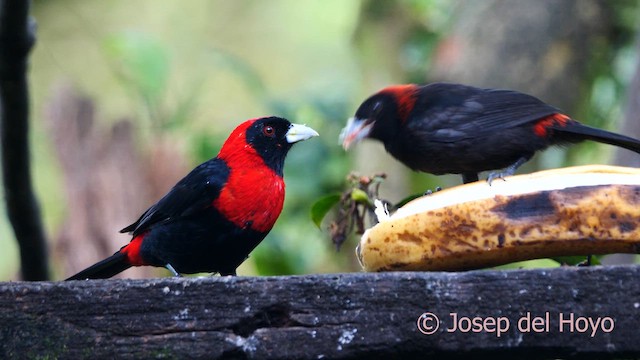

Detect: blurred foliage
[1, 0, 639, 280]
[105, 32, 170, 115]
[104, 31, 202, 132]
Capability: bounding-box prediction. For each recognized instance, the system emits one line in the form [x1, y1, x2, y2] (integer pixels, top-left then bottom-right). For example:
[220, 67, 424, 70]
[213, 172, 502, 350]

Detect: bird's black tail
[556, 123, 640, 154]
[66, 252, 132, 280]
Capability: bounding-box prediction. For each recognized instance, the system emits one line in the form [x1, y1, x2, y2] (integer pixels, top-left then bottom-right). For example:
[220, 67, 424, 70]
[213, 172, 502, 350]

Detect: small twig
[328, 172, 387, 250]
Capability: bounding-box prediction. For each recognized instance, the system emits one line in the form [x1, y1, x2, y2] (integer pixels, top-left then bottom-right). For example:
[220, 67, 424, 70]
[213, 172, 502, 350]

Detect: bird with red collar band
[67, 117, 318, 280]
[341, 82, 640, 184]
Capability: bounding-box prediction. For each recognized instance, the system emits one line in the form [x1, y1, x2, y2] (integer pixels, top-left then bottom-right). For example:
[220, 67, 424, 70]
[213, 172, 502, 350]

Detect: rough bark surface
[1, 266, 638, 359]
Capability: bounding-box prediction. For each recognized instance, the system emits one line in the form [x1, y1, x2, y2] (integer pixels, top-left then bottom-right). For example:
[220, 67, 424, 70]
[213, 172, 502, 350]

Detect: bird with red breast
[67, 117, 318, 280]
[341, 83, 640, 184]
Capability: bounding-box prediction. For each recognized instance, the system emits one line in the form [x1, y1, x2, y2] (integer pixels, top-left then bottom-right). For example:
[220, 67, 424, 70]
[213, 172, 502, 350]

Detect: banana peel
[357, 165, 640, 272]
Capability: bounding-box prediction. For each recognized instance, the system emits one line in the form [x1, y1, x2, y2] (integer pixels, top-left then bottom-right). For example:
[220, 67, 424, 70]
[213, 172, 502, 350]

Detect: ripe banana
[357, 165, 640, 272]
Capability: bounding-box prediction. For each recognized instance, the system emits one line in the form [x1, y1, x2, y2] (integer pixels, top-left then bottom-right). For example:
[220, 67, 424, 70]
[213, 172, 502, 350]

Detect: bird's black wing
[120, 158, 230, 237]
[408, 83, 561, 142]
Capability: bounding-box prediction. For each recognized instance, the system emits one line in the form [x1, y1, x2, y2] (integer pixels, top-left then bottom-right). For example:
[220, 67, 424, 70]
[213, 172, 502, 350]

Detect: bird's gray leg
[165, 263, 182, 277]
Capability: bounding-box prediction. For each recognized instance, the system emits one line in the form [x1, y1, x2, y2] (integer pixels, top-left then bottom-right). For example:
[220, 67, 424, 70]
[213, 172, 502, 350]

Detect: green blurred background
[2, 0, 640, 280]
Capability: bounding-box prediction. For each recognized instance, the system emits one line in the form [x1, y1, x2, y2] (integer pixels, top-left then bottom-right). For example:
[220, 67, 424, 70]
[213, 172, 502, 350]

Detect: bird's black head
[340, 84, 418, 149]
[220, 117, 318, 175]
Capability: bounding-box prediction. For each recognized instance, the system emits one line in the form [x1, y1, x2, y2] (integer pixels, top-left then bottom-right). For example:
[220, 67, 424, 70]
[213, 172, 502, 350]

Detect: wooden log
[1, 266, 639, 359]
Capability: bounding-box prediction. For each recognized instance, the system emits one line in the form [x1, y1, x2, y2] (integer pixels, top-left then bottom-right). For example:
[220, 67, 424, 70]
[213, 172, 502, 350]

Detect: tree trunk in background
[45, 83, 188, 280]
[0, 0, 50, 280]
[613, 34, 640, 168]
[431, 0, 610, 111]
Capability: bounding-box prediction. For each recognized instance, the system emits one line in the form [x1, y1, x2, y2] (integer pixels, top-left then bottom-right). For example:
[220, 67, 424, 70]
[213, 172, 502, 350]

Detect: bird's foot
[423, 186, 442, 196]
[576, 255, 593, 267]
[486, 157, 529, 186]
[486, 171, 510, 186]
[165, 263, 182, 277]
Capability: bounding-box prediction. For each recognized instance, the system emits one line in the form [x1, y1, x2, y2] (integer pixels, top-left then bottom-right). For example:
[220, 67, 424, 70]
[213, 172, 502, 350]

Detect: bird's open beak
[339, 117, 373, 150]
[286, 123, 319, 143]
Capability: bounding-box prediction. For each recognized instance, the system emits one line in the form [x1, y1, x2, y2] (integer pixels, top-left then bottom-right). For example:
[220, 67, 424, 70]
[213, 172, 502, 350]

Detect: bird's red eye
[263, 126, 275, 137]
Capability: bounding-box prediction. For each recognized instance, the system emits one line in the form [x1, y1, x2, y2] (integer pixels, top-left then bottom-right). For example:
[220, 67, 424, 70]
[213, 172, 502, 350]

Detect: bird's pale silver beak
[286, 123, 319, 143]
[339, 117, 373, 150]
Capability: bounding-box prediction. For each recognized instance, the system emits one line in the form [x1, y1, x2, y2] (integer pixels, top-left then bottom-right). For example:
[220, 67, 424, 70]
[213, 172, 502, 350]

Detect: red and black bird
[67, 117, 318, 280]
[341, 83, 640, 184]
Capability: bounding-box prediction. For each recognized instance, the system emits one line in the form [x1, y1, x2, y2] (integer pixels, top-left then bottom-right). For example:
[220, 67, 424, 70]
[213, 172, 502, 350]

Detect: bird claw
[486, 172, 509, 186]
[423, 186, 442, 196]
[576, 255, 593, 267]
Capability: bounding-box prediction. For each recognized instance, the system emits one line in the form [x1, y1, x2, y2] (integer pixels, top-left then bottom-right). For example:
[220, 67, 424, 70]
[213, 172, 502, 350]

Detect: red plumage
[213, 119, 286, 233]
[67, 117, 317, 280]
[341, 82, 640, 184]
